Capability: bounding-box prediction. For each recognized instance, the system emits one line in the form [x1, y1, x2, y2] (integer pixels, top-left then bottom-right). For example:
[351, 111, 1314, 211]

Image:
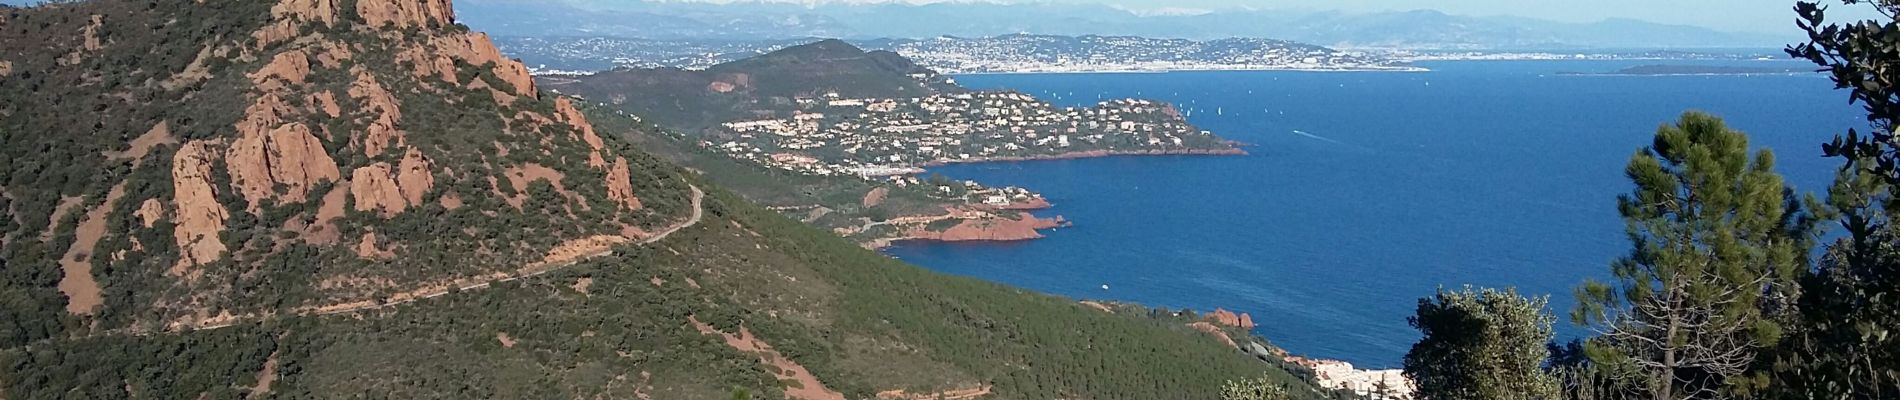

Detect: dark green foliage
[1223, 374, 1292, 400]
[1771, 3, 1900, 397]
[1791, 1, 1900, 183]
[0, 323, 290, 399]
[0, 0, 274, 347]
[1571, 112, 1811, 399]
[1403, 286, 1559, 400]
[1767, 159, 1900, 399]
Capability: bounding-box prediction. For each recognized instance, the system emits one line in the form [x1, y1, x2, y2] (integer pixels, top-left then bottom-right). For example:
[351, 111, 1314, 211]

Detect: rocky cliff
[0, 0, 690, 332]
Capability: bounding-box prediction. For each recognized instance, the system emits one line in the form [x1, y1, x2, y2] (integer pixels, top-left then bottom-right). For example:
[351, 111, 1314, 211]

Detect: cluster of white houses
[709, 91, 1221, 178]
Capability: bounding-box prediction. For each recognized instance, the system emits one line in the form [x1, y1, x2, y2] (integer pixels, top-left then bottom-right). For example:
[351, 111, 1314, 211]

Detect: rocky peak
[0, 0, 685, 329]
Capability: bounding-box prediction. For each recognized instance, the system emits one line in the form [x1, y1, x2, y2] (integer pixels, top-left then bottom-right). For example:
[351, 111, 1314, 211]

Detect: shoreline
[919, 147, 1249, 167]
[858, 147, 1246, 248]
[948, 66, 1429, 75]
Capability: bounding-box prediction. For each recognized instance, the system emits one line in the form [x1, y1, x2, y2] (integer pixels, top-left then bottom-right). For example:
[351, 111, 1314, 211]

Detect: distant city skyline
[597, 0, 1882, 35]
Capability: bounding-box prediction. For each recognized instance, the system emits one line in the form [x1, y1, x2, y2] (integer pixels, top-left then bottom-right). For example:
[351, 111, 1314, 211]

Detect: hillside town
[880, 35, 1420, 73]
[498, 35, 1419, 74]
[708, 91, 1239, 178]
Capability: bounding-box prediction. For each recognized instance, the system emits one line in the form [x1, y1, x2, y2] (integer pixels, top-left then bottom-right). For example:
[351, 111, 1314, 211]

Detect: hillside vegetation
[0, 0, 1345, 398]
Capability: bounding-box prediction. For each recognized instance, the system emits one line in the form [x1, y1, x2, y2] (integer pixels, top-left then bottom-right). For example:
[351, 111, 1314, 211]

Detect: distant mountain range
[458, 0, 1788, 49]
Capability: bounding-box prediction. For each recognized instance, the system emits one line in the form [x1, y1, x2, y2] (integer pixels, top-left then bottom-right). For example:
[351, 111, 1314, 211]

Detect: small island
[1563, 64, 1809, 76]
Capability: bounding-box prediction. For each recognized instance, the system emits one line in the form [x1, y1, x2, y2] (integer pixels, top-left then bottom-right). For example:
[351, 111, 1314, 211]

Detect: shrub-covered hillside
[0, 0, 1344, 398]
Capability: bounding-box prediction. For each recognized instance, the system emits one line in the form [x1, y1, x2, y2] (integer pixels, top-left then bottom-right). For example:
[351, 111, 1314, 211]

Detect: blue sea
[885, 60, 1865, 369]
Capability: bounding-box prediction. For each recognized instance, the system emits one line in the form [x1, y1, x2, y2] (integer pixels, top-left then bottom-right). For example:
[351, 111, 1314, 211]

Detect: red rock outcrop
[909, 213, 1065, 242]
[554, 97, 603, 150]
[996, 196, 1053, 210]
[270, 0, 337, 24]
[399, 32, 536, 98]
[395, 148, 434, 206]
[311, 91, 341, 118]
[357, 0, 453, 29]
[604, 157, 643, 211]
[348, 150, 434, 217]
[171, 140, 230, 276]
[350, 163, 406, 216]
[249, 50, 311, 91]
[227, 122, 340, 211]
[135, 198, 166, 228]
[0, 60, 13, 76]
[304, 185, 347, 244]
[254, 0, 339, 49]
[1210, 308, 1256, 330]
[348, 71, 404, 156]
[441, 32, 534, 96]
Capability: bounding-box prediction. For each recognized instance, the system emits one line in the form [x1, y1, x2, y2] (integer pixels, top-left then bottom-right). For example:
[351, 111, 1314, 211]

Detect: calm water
[885, 60, 1863, 368]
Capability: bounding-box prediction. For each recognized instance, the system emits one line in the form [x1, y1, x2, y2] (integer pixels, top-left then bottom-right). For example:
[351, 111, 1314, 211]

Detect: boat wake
[1291, 129, 1347, 145]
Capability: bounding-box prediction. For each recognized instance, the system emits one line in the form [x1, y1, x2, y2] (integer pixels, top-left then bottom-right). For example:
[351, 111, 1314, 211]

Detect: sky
[0, 0, 1877, 35]
[643, 0, 1882, 35]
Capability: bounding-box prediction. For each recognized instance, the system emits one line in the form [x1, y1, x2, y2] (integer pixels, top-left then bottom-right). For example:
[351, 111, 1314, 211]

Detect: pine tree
[1572, 112, 1810, 400]
[1403, 286, 1559, 400]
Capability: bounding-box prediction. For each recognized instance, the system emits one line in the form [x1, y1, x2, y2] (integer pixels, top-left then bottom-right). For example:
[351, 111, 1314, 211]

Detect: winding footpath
[183, 184, 705, 330]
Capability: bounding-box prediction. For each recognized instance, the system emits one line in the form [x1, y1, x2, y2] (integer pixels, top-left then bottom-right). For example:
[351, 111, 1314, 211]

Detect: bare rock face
[347, 149, 433, 217]
[554, 97, 603, 151]
[270, 0, 337, 24]
[911, 213, 1064, 242]
[171, 141, 231, 276]
[400, 32, 536, 99]
[0, 60, 12, 76]
[357, 0, 453, 29]
[227, 123, 340, 211]
[605, 157, 643, 211]
[395, 148, 434, 206]
[136, 198, 166, 228]
[249, 50, 311, 91]
[347, 71, 404, 156]
[441, 32, 535, 96]
[350, 164, 405, 216]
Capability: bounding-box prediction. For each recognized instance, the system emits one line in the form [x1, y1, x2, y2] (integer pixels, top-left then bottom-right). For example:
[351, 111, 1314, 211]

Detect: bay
[885, 60, 1863, 368]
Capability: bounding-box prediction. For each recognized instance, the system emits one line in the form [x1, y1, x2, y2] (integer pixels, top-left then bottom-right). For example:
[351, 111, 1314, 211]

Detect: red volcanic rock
[909, 213, 1064, 242]
[997, 196, 1052, 210]
[1211, 308, 1256, 329]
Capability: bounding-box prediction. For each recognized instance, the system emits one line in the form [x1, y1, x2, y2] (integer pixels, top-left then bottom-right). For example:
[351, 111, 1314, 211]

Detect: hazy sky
[0, 0, 1875, 35]
[651, 0, 1880, 35]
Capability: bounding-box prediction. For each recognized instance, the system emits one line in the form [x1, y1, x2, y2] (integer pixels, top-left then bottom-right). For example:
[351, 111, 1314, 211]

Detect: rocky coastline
[1081, 302, 1418, 399]
[922, 147, 1248, 167]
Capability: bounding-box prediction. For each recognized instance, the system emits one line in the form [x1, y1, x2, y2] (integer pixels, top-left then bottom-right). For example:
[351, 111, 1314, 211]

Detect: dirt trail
[876, 385, 994, 400]
[689, 316, 845, 400]
[184, 184, 704, 329]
